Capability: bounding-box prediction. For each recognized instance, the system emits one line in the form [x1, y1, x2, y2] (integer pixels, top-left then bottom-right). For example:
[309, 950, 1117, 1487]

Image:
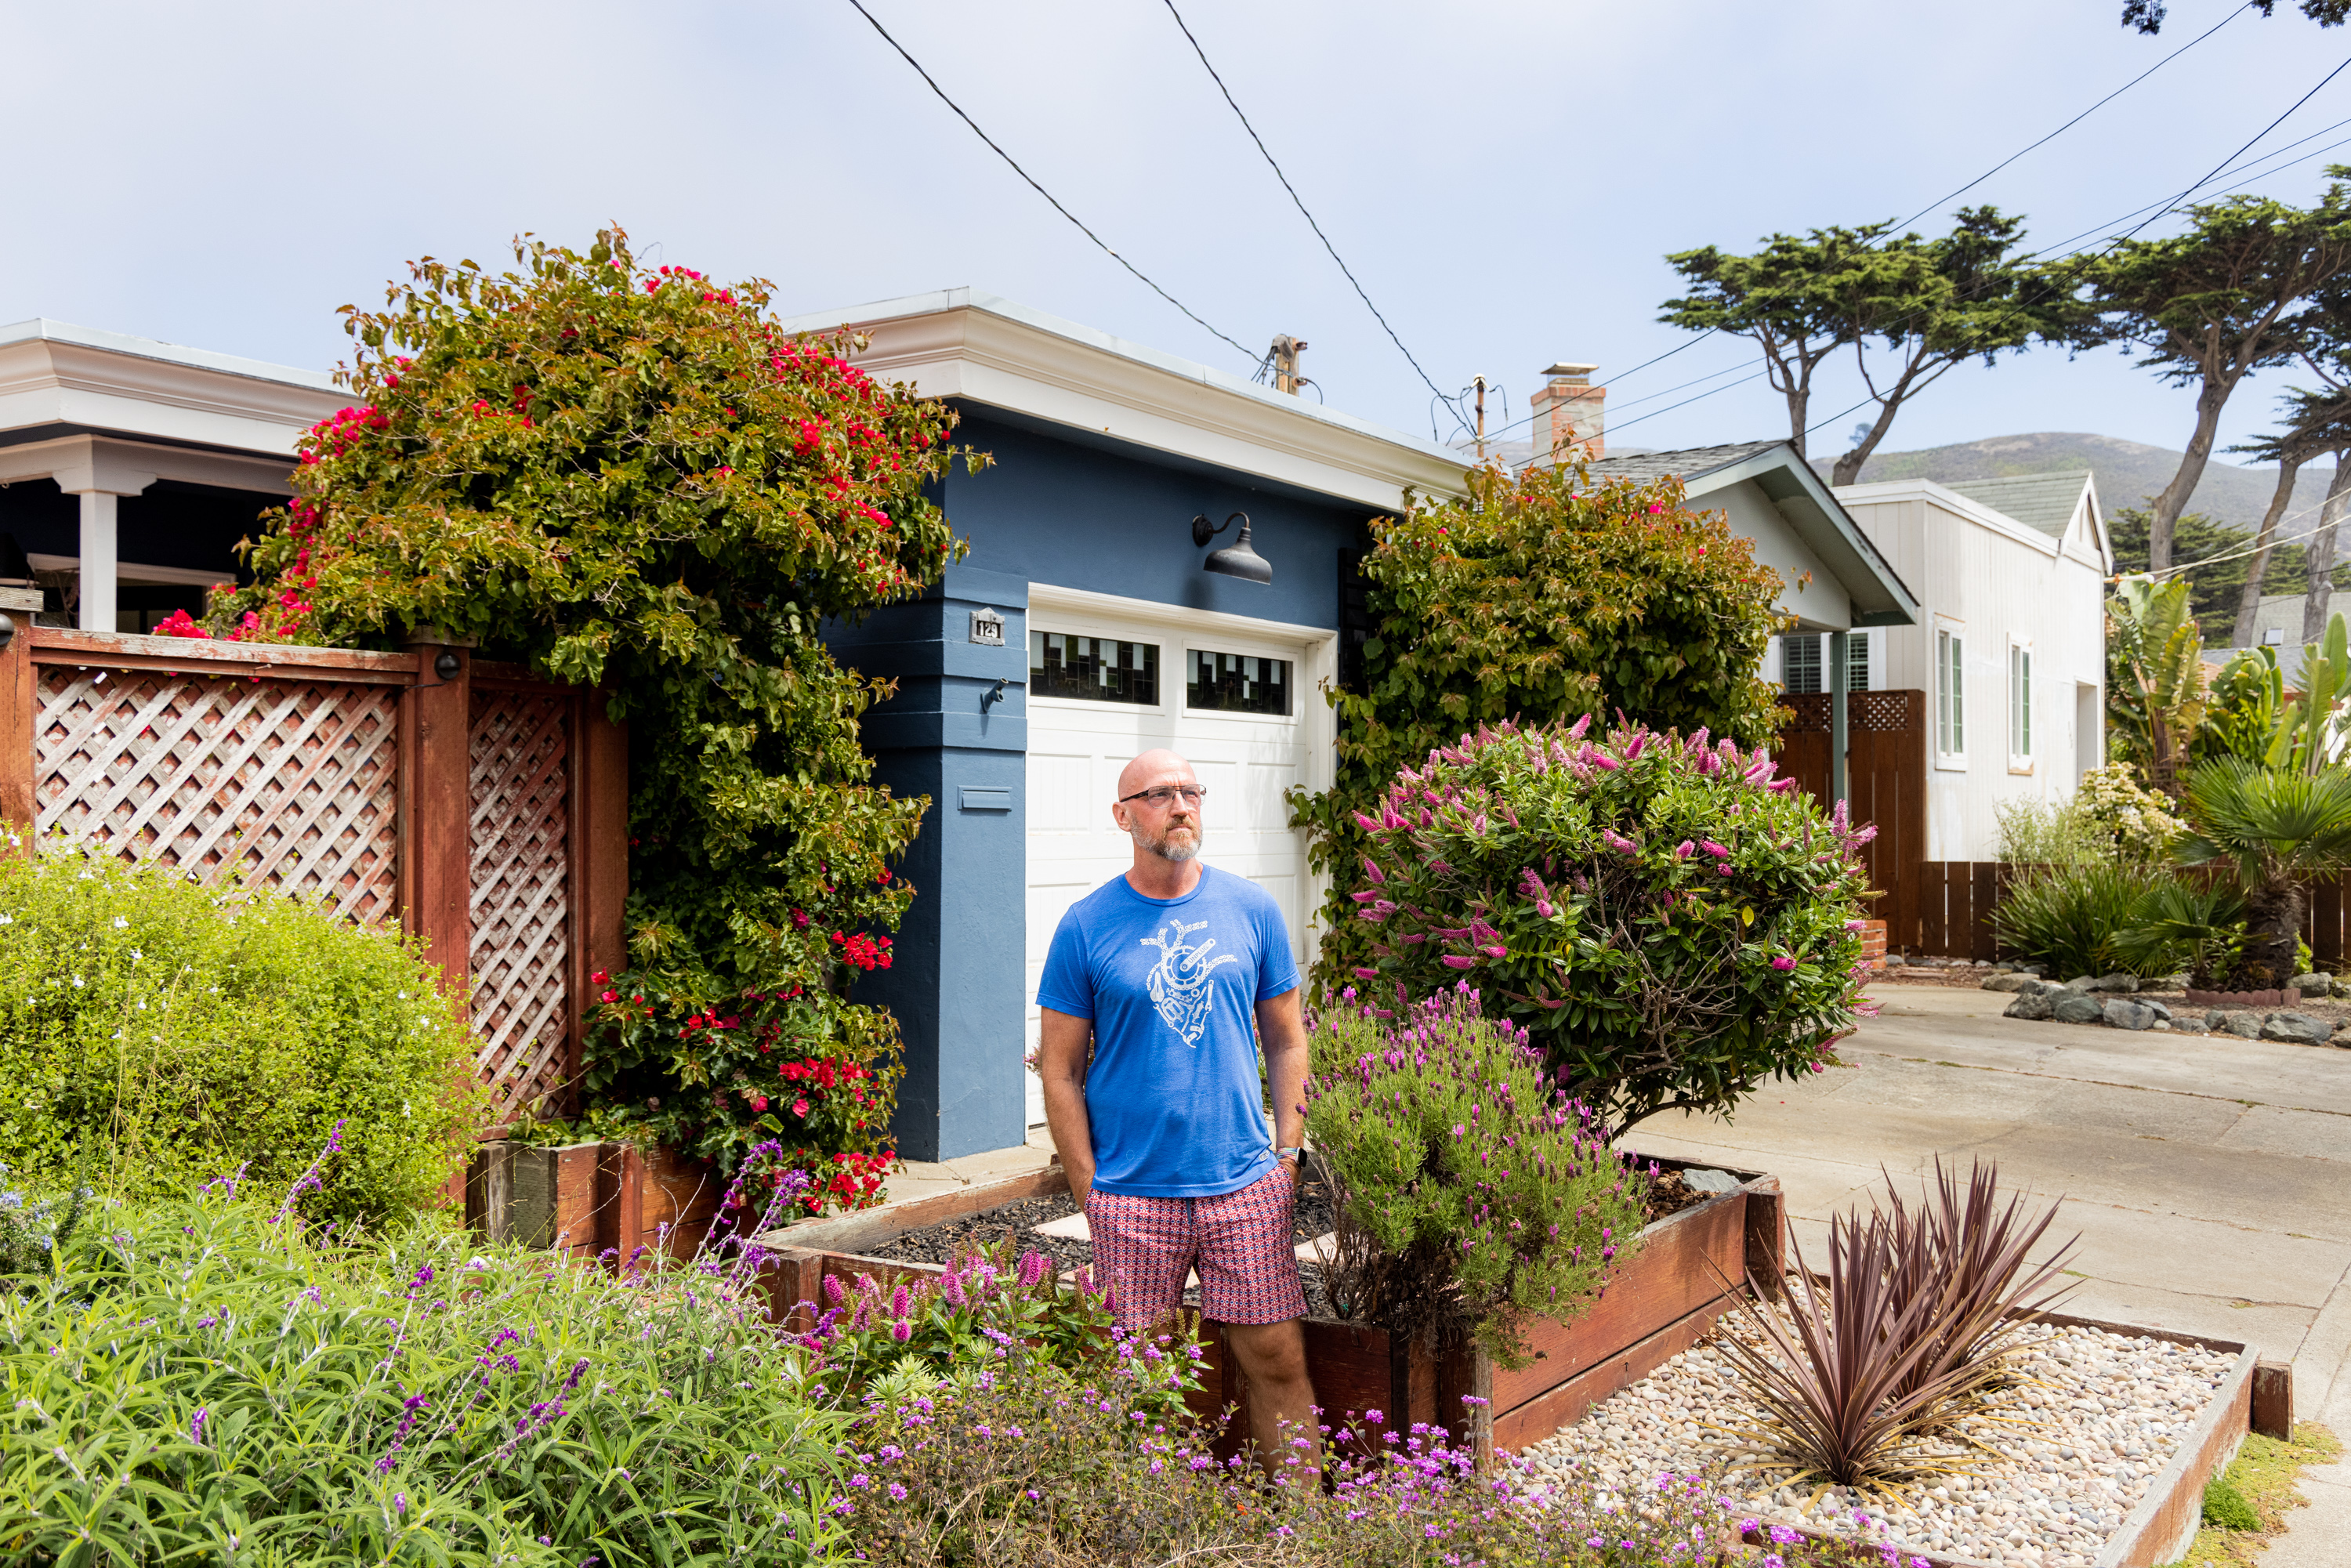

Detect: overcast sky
[8, 0, 2349, 471]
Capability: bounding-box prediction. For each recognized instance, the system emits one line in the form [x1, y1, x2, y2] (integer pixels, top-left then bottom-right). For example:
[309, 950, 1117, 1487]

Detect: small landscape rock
[1993, 961, 2016, 974]
[2052, 994, 2106, 1024]
[2063, 976, 2096, 991]
[2103, 999, 2162, 1031]
[2005, 992, 2056, 1021]
[2219, 1010, 2265, 1039]
[2293, 972, 2334, 997]
[2151, 1019, 2174, 1031]
[1983, 972, 2035, 993]
[1681, 1168, 1740, 1194]
[2259, 1012, 2332, 1046]
[2157, 972, 2190, 990]
[2091, 972, 2140, 994]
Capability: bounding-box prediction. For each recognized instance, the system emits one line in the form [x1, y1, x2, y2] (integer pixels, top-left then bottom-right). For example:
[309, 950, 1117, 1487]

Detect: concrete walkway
[1627, 983, 2351, 1563]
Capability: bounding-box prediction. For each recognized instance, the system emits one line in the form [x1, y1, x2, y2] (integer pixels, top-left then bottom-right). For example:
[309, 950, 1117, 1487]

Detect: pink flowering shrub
[1349, 718, 1875, 1141]
[1304, 987, 1646, 1367]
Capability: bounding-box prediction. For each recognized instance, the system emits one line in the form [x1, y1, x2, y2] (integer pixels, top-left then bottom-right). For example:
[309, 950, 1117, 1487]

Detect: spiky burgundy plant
[1714, 1159, 2077, 1489]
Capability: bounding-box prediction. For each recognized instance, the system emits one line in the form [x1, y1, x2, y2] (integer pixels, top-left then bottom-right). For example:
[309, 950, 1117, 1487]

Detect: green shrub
[1345, 718, 1872, 1139]
[1, 1162, 846, 1566]
[842, 1374, 1925, 1566]
[797, 1238, 1199, 1421]
[2202, 1476, 2262, 1532]
[1994, 764, 2186, 868]
[1290, 458, 1791, 994]
[1991, 861, 2175, 979]
[0, 846, 484, 1223]
[1303, 987, 1645, 1367]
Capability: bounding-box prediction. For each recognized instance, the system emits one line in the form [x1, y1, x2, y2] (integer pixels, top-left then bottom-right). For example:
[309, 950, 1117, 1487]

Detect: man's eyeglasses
[1118, 785, 1209, 808]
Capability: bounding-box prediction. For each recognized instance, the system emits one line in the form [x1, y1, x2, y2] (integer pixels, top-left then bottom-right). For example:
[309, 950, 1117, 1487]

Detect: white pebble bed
[1520, 1319, 2234, 1566]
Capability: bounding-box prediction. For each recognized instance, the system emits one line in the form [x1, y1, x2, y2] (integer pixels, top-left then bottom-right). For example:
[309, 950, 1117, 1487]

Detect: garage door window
[1187, 650, 1291, 715]
[1030, 632, 1160, 704]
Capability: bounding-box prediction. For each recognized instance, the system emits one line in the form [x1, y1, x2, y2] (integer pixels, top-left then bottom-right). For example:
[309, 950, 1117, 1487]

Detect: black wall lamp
[1191, 512, 1273, 585]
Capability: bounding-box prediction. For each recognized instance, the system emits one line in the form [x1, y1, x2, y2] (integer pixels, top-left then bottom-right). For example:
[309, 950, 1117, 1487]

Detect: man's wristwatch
[1276, 1146, 1306, 1169]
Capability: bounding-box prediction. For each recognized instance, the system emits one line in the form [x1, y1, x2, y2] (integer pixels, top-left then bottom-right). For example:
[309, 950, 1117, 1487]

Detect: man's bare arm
[1255, 987, 1309, 1174]
[1038, 1007, 1096, 1202]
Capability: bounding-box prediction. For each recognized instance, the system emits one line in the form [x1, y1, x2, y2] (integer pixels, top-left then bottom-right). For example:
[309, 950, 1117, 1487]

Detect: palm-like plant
[2179, 757, 2351, 985]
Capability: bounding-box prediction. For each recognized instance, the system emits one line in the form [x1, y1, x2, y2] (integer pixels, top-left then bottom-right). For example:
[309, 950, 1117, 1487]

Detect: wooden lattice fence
[0, 626, 625, 1125]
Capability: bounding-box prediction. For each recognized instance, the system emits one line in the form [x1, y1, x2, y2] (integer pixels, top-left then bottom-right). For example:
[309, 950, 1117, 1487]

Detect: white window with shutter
[1935, 621, 1967, 768]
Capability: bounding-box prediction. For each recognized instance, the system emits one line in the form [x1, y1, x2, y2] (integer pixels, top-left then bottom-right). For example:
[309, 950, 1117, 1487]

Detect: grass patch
[2168, 1422, 2343, 1566]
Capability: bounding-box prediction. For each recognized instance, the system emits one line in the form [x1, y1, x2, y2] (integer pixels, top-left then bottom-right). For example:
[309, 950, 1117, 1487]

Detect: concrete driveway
[1627, 982, 2351, 1563]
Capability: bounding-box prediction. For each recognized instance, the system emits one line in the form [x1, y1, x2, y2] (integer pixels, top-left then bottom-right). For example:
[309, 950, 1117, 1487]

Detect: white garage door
[1023, 594, 1318, 1125]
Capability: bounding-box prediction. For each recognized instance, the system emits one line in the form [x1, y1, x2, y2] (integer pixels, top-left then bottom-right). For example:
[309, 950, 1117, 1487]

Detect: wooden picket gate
[0, 624, 625, 1124]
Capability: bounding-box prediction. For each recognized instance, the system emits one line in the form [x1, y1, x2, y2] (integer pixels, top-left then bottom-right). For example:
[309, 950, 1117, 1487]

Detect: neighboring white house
[1827, 471, 2112, 861]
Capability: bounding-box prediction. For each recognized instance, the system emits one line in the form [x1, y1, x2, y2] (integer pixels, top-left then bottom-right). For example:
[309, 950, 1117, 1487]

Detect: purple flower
[189, 1407, 207, 1443]
[394, 1492, 408, 1516]
[1770, 955, 1795, 971]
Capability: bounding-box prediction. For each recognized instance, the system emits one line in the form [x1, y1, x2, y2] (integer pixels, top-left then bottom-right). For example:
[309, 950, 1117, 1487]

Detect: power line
[842, 0, 1259, 362]
[1889, 2, 2253, 231]
[1159, 0, 1456, 411]
[2114, 55, 2351, 241]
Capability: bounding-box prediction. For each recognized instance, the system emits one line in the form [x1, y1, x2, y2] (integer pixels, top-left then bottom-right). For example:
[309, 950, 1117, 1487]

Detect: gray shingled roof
[1939, 473, 2090, 538]
[1586, 440, 1785, 482]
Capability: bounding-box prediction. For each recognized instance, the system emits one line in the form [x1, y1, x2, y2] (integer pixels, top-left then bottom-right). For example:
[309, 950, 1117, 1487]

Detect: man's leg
[1193, 1168, 1317, 1479]
[1224, 1316, 1318, 1478]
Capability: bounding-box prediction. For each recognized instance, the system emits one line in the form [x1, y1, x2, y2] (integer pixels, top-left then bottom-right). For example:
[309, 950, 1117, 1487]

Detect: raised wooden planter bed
[464, 1139, 721, 1265]
[744, 1152, 1780, 1465]
[1201, 1154, 1781, 1462]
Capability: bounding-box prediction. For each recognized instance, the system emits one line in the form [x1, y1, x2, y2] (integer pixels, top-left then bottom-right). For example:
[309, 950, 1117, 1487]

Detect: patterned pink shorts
[1083, 1165, 1308, 1331]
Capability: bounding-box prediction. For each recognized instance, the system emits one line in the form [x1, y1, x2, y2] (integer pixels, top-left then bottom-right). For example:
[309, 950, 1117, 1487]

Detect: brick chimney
[1528, 362, 1604, 465]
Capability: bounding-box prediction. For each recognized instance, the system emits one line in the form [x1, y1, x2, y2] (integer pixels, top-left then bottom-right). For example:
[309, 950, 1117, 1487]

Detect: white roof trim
[1834, 476, 2088, 561]
[772, 288, 1469, 511]
[0, 318, 346, 458]
[0, 319, 340, 393]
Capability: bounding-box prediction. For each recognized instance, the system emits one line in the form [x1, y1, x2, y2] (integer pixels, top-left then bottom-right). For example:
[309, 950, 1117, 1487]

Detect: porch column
[74, 494, 118, 632]
[1828, 629, 1850, 808]
[51, 441, 156, 634]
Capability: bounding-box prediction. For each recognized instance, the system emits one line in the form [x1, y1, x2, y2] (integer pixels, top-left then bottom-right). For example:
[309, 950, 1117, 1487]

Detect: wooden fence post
[568, 693, 629, 1115]
[400, 631, 475, 1009]
[0, 587, 34, 853]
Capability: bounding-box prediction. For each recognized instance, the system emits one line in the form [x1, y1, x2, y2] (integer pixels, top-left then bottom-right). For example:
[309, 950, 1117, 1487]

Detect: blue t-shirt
[1037, 864, 1301, 1198]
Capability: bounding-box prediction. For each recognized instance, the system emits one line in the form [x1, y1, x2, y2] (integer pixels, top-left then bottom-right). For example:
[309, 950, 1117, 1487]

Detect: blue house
[784, 290, 1470, 1162]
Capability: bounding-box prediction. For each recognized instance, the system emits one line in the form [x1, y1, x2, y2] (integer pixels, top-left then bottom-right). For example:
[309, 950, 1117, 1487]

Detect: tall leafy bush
[1290, 459, 1791, 992]
[1302, 988, 1644, 1366]
[188, 226, 977, 1191]
[0, 847, 481, 1222]
[1346, 719, 1873, 1139]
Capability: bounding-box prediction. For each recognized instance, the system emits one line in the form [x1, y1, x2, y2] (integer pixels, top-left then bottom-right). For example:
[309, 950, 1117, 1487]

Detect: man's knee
[1226, 1320, 1310, 1387]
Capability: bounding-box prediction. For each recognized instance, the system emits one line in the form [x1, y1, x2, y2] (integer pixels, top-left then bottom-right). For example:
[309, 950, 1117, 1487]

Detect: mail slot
[958, 787, 1012, 812]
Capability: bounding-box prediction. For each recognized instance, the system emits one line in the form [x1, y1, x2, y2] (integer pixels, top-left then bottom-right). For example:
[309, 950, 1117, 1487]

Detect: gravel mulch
[1520, 1314, 2236, 1568]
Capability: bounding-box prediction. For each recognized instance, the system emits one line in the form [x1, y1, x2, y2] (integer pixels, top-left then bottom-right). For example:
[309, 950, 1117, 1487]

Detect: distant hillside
[1813, 432, 2335, 536]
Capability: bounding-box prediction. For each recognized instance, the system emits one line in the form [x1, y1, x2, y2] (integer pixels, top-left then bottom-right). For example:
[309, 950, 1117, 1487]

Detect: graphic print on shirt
[1139, 916, 1240, 1046]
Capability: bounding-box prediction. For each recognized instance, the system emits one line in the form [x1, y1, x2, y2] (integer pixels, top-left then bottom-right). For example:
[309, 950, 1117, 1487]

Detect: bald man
[1035, 747, 1317, 1468]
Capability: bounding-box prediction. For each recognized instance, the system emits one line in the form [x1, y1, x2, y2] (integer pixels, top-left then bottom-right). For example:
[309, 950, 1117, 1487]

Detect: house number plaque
[969, 608, 1005, 647]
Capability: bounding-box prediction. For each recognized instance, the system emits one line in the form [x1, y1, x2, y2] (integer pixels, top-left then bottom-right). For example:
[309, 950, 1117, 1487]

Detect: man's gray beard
[1132, 822, 1203, 863]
